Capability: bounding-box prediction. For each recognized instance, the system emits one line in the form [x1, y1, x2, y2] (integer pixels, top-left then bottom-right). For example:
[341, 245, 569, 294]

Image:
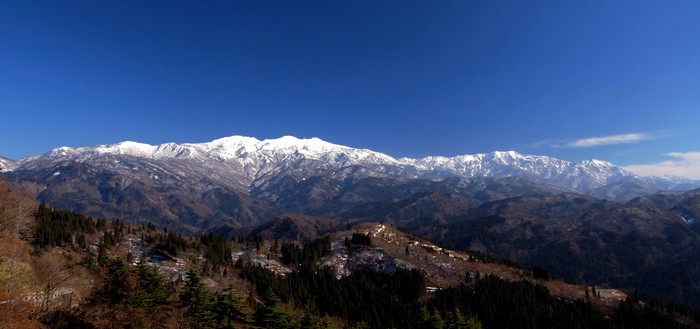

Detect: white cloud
[624, 152, 700, 180]
[566, 133, 649, 148]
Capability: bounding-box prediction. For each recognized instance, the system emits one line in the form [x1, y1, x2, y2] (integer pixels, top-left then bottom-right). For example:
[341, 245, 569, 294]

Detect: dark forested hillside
[412, 209, 700, 306]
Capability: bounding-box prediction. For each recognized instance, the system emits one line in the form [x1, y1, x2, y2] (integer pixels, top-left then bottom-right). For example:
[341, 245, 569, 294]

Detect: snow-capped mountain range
[2, 135, 638, 190]
[8, 136, 700, 308]
[1, 135, 696, 231]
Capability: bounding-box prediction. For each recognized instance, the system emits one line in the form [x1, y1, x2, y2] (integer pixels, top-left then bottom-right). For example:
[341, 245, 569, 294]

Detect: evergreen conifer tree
[300, 312, 322, 329]
[133, 258, 171, 311]
[180, 268, 214, 329]
[254, 288, 296, 329]
[465, 317, 483, 329]
[420, 309, 445, 329]
[102, 257, 130, 305]
[446, 309, 467, 329]
[214, 287, 247, 328]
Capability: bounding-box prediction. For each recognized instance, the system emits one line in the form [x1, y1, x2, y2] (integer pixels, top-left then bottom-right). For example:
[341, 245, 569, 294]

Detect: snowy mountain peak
[197, 136, 261, 159]
[48, 146, 80, 157]
[489, 150, 526, 164]
[91, 141, 156, 157]
[493, 150, 522, 158]
[259, 135, 340, 152]
[580, 159, 615, 168]
[208, 135, 261, 147]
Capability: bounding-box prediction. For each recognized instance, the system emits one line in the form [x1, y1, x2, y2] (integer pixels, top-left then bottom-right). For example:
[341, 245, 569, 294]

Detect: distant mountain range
[1, 135, 697, 231]
[2, 136, 689, 191]
[4, 135, 700, 304]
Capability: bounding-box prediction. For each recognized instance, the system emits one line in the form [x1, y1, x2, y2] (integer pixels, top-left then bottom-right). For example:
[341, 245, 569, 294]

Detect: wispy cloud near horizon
[624, 152, 700, 180]
[533, 132, 654, 149]
[566, 133, 650, 148]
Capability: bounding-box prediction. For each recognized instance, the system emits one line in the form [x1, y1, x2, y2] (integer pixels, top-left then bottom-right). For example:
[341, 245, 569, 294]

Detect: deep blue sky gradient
[2, 1, 699, 170]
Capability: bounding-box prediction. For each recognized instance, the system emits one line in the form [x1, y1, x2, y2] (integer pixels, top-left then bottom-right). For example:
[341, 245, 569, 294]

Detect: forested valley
[2, 177, 700, 328]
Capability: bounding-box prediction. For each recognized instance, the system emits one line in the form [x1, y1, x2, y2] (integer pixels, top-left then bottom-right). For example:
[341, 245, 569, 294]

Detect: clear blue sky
[1, 1, 699, 177]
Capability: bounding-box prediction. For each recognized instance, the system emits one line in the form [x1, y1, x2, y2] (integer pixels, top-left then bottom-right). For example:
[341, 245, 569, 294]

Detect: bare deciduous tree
[31, 252, 75, 315]
[0, 178, 41, 328]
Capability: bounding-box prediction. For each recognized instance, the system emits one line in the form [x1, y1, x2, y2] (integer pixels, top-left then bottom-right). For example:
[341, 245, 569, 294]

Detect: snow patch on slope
[0, 157, 17, 172]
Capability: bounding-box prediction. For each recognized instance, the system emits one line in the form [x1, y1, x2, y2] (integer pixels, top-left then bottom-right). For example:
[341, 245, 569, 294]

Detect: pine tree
[254, 288, 296, 329]
[102, 257, 130, 305]
[300, 312, 322, 329]
[180, 268, 214, 329]
[446, 309, 467, 329]
[420, 309, 445, 329]
[465, 317, 483, 329]
[214, 287, 248, 328]
[97, 239, 108, 266]
[133, 258, 171, 311]
[431, 311, 445, 329]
